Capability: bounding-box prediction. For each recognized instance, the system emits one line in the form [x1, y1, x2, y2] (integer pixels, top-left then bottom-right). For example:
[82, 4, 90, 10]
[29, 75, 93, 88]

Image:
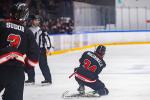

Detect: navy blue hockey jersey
[75, 51, 106, 82]
[0, 19, 39, 67]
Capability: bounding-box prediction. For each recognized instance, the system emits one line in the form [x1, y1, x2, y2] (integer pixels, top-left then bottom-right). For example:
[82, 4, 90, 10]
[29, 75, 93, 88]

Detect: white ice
[3, 44, 150, 100]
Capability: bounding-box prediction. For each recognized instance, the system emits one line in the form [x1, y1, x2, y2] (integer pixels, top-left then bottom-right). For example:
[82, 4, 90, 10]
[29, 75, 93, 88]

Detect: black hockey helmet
[10, 2, 29, 21]
[95, 45, 106, 57]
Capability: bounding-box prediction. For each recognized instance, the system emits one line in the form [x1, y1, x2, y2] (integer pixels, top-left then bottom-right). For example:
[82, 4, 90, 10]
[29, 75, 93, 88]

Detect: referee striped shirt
[29, 26, 51, 49]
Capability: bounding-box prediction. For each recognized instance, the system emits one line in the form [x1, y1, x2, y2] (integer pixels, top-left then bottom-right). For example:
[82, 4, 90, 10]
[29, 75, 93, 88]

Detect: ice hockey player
[0, 2, 39, 100]
[74, 45, 109, 96]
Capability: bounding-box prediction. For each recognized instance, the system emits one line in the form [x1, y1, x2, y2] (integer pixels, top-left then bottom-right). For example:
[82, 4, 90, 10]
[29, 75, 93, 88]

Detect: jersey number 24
[83, 59, 97, 72]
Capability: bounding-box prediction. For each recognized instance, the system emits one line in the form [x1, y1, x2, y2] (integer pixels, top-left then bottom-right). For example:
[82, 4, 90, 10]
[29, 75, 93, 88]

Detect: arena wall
[49, 31, 150, 55]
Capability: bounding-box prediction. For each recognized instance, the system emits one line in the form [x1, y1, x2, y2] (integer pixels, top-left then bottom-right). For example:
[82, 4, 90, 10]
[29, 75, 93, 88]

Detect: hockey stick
[69, 71, 77, 78]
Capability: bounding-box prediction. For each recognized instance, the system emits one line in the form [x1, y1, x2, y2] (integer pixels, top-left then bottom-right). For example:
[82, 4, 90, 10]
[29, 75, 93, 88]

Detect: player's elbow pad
[25, 57, 38, 68]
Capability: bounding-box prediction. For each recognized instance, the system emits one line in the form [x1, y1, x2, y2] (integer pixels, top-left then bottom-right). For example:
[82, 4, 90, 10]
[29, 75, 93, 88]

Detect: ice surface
[2, 44, 150, 100]
[24, 44, 150, 100]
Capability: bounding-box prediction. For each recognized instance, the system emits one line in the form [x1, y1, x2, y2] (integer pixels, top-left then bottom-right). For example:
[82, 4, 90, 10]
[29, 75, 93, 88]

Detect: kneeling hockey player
[74, 45, 109, 96]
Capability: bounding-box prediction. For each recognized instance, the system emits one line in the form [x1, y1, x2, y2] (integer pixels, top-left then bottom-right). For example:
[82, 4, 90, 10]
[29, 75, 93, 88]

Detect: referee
[25, 15, 52, 84]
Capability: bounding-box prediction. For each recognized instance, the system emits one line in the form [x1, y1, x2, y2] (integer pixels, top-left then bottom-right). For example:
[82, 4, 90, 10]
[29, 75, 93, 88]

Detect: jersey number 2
[7, 34, 21, 48]
[83, 59, 97, 72]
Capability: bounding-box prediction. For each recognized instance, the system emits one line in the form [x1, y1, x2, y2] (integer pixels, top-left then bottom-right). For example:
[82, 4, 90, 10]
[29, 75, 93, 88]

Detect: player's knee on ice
[97, 87, 109, 96]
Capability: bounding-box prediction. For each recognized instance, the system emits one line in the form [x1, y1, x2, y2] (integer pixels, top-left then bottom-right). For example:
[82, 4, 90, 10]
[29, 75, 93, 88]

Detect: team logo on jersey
[7, 34, 21, 48]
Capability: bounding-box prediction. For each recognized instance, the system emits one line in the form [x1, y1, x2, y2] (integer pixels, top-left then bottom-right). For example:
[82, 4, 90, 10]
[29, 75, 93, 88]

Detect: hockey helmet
[95, 45, 106, 57]
[10, 2, 29, 21]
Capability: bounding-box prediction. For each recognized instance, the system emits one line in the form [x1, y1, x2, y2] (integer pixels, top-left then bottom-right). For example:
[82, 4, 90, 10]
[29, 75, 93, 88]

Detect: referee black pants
[24, 67, 35, 82]
[24, 48, 52, 83]
[39, 48, 52, 82]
